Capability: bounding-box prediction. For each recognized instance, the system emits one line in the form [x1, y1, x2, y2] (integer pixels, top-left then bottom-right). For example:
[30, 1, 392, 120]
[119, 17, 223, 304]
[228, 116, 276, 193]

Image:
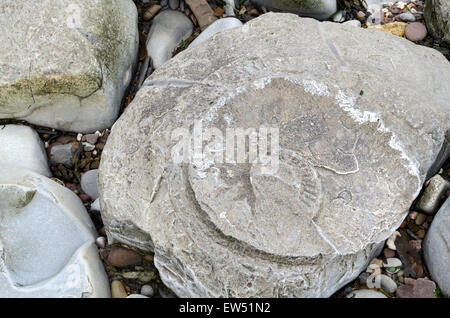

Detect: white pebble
[96, 236, 106, 248]
[141, 284, 154, 297]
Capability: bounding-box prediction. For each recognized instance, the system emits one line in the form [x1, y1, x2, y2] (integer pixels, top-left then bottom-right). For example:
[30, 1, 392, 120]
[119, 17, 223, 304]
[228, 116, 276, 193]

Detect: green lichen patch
[14, 190, 37, 209]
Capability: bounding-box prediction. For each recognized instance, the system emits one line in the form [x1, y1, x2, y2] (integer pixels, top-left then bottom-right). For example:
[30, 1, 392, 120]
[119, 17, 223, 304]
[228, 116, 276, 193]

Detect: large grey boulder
[424, 198, 450, 297]
[425, 0, 450, 43]
[99, 13, 450, 297]
[0, 0, 138, 132]
[250, 0, 337, 20]
[0, 168, 110, 297]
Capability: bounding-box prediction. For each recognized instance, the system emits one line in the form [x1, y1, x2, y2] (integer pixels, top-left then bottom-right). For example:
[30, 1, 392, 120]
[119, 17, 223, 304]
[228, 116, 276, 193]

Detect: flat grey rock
[0, 125, 50, 176]
[0, 0, 139, 132]
[0, 168, 109, 297]
[99, 13, 450, 297]
[189, 18, 243, 48]
[424, 198, 450, 297]
[50, 144, 76, 168]
[146, 10, 193, 69]
[250, 0, 337, 20]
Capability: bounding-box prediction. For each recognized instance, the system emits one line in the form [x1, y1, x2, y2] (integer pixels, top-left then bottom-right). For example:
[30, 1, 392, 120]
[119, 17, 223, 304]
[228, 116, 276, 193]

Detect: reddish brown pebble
[396, 278, 436, 298]
[143, 4, 162, 21]
[107, 246, 142, 268]
[356, 11, 365, 20]
[185, 0, 217, 30]
[79, 193, 91, 202]
[405, 22, 427, 41]
[383, 248, 396, 258]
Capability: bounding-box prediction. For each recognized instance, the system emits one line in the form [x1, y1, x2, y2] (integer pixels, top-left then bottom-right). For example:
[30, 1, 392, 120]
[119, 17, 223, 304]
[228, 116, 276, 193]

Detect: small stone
[409, 211, 419, 220]
[141, 285, 155, 297]
[415, 213, 426, 225]
[343, 20, 362, 27]
[96, 237, 106, 248]
[91, 198, 101, 211]
[81, 169, 99, 200]
[367, 22, 408, 37]
[50, 144, 76, 168]
[111, 280, 128, 298]
[127, 294, 149, 298]
[143, 4, 162, 21]
[185, 0, 217, 30]
[399, 11, 416, 22]
[85, 134, 99, 145]
[169, 0, 180, 9]
[77, 133, 83, 142]
[416, 174, 448, 214]
[370, 258, 383, 268]
[409, 239, 422, 251]
[214, 7, 224, 17]
[387, 231, 401, 250]
[396, 278, 436, 298]
[346, 289, 387, 298]
[107, 246, 142, 268]
[82, 142, 96, 152]
[383, 257, 402, 268]
[358, 272, 371, 285]
[379, 274, 398, 293]
[356, 11, 366, 20]
[384, 248, 396, 258]
[79, 193, 91, 202]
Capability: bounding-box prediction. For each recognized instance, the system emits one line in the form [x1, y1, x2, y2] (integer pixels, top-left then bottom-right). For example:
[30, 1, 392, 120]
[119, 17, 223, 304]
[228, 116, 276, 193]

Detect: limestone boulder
[99, 13, 450, 297]
[0, 168, 110, 297]
[250, 0, 337, 20]
[0, 0, 139, 132]
[425, 0, 450, 43]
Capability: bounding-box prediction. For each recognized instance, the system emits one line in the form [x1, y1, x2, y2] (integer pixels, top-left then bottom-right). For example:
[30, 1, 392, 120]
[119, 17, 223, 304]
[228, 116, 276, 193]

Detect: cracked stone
[99, 13, 450, 297]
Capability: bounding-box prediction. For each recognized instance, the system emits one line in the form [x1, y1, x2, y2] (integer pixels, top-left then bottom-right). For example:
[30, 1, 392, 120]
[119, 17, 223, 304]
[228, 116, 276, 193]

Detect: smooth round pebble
[405, 22, 427, 41]
[107, 246, 142, 268]
[127, 294, 149, 298]
[141, 285, 155, 297]
[95, 236, 106, 248]
[379, 274, 398, 294]
[346, 289, 387, 298]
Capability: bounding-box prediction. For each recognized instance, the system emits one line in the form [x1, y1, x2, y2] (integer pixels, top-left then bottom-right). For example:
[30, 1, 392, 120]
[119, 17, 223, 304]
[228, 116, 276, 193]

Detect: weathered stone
[424, 198, 450, 297]
[0, 168, 109, 297]
[0, 125, 50, 176]
[250, 0, 337, 20]
[99, 13, 450, 297]
[424, 0, 450, 43]
[0, 0, 139, 132]
[416, 174, 449, 215]
[146, 10, 193, 69]
[189, 18, 243, 48]
[343, 20, 362, 27]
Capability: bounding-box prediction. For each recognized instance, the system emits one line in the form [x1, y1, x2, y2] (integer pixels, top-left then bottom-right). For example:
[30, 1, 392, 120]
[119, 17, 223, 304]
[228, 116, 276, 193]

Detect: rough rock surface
[425, 0, 450, 43]
[424, 198, 450, 297]
[250, 0, 337, 20]
[99, 13, 450, 297]
[0, 125, 50, 176]
[0, 0, 139, 132]
[0, 168, 110, 297]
